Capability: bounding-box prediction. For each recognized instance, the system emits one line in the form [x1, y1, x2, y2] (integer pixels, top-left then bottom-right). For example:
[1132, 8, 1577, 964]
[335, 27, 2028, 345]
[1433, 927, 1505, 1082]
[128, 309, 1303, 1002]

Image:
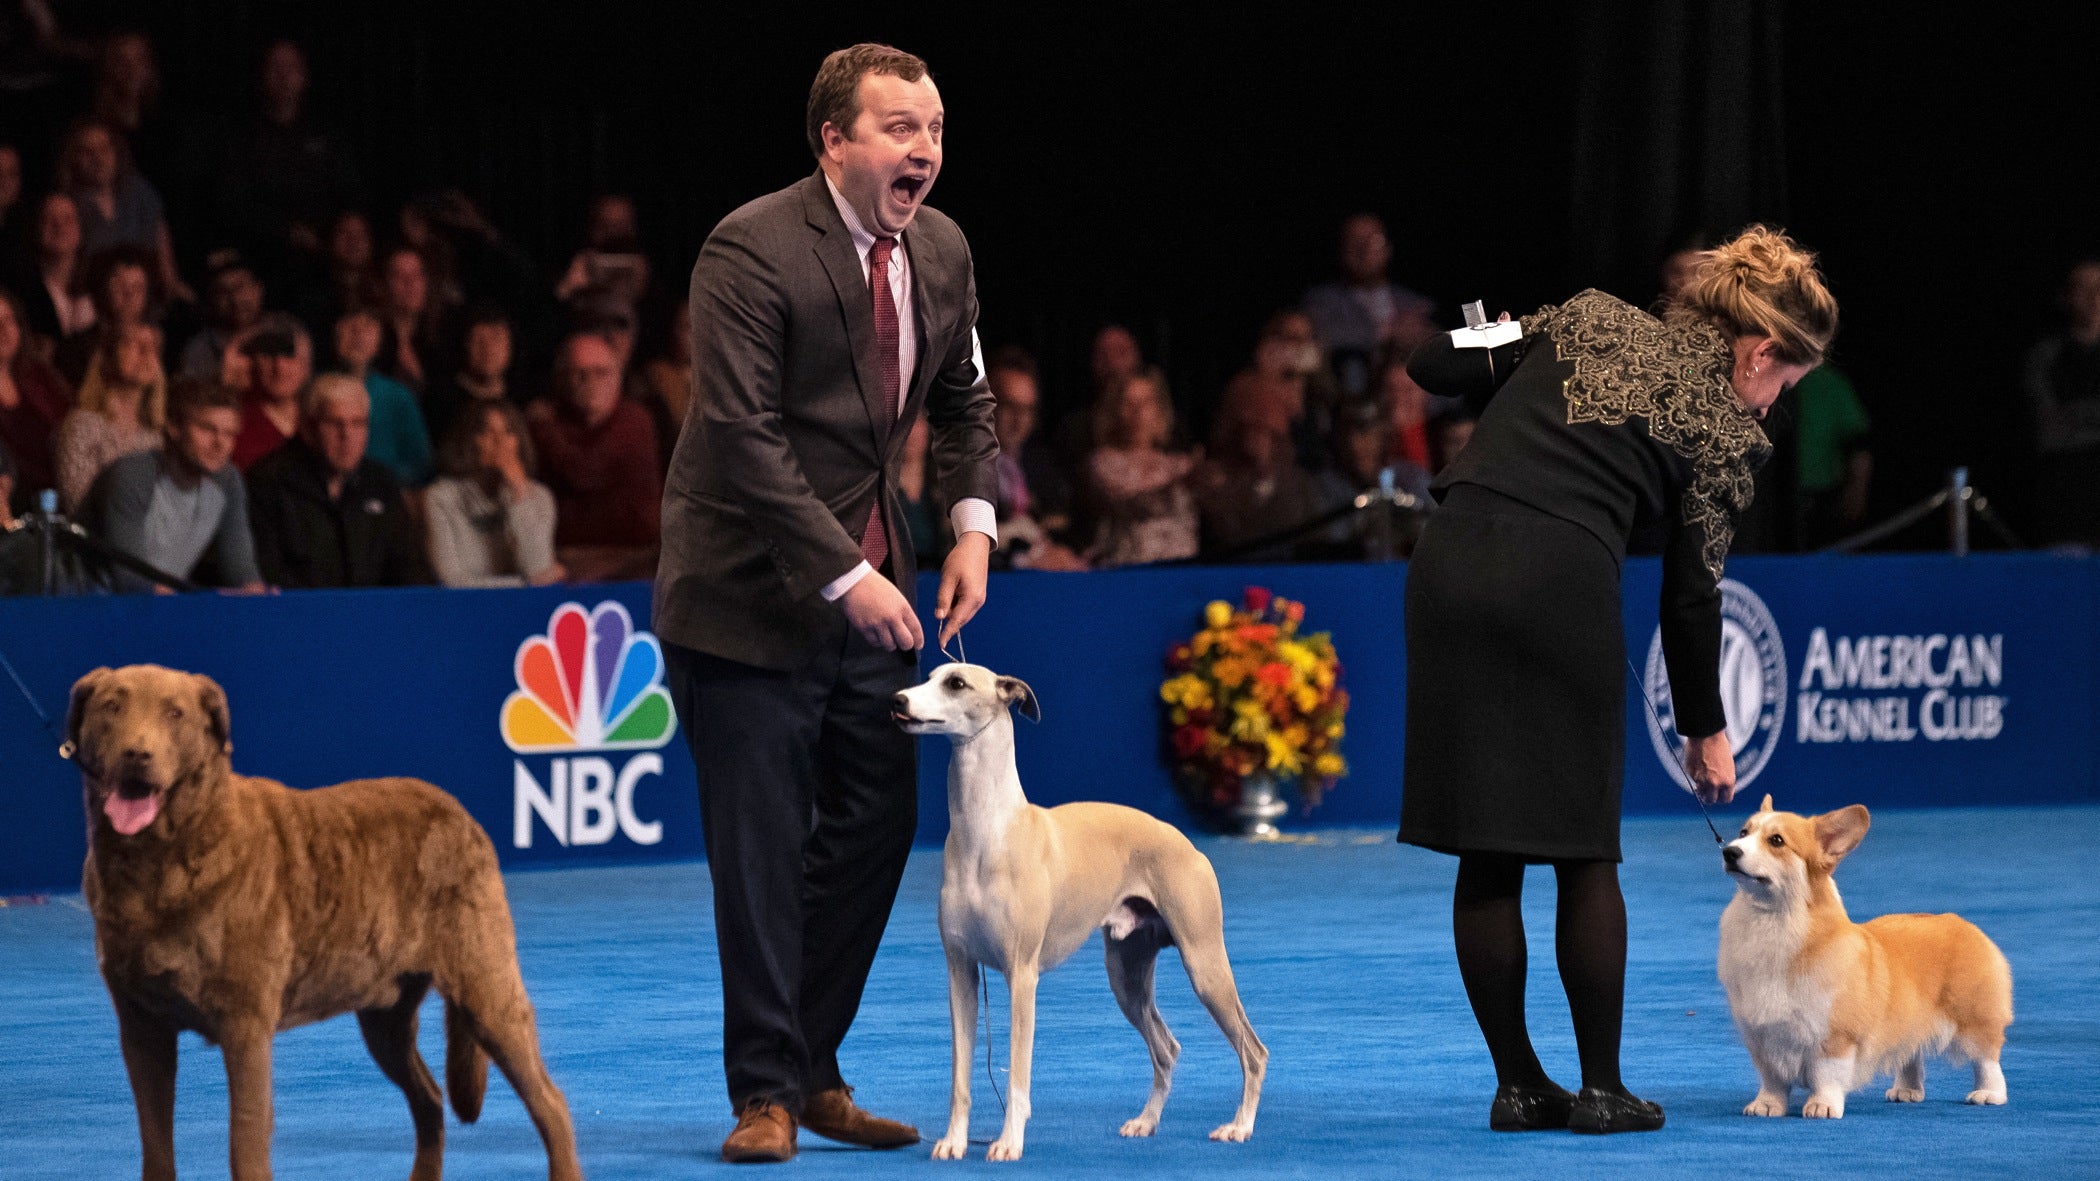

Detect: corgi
[1716, 796, 2012, 1119]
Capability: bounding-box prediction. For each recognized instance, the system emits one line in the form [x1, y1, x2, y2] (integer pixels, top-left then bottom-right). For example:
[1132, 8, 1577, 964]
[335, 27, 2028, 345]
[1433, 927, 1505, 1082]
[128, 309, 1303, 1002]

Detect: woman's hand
[1682, 731, 1737, 805]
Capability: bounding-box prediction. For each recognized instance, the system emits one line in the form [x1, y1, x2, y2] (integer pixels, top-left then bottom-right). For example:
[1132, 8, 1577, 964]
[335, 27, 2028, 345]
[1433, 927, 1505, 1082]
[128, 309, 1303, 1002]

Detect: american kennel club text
[1795, 628, 2005, 744]
[501, 602, 679, 848]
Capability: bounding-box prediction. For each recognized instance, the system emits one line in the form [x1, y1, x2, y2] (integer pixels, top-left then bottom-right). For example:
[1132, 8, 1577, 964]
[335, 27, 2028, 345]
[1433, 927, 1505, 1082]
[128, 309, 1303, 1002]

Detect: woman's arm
[1406, 326, 1527, 415]
[1659, 496, 1736, 803]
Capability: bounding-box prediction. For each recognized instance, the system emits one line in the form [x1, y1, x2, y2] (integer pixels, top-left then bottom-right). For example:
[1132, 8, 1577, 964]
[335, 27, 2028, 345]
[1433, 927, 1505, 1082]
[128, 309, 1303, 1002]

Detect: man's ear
[64, 667, 112, 759]
[996, 675, 1040, 723]
[1812, 805, 1871, 867]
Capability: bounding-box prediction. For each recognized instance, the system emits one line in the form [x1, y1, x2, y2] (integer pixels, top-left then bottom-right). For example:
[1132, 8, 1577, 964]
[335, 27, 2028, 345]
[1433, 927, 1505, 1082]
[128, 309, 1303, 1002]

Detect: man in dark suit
[653, 43, 998, 1163]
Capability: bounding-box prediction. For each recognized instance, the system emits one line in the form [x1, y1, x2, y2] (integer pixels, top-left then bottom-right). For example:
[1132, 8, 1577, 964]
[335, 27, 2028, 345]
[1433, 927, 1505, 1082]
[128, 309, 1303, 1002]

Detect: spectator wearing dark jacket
[245, 373, 429, 587]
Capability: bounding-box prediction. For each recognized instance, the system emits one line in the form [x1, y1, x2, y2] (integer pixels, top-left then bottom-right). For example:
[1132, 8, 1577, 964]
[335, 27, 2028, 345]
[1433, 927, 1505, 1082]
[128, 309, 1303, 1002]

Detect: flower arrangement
[1159, 586, 1349, 820]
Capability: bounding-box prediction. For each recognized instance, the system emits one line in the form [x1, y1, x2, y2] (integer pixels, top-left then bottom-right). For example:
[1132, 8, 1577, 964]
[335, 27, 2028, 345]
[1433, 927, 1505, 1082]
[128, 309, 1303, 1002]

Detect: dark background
[15, 0, 2100, 541]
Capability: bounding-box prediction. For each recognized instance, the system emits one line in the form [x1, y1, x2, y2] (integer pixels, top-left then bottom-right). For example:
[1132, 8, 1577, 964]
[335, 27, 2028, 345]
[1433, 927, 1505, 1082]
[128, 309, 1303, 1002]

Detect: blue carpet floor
[4, 806, 2096, 1179]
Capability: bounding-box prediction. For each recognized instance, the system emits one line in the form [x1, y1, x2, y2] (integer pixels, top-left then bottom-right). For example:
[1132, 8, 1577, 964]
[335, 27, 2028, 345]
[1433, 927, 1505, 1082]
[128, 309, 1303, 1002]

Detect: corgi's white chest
[1719, 898, 1831, 1079]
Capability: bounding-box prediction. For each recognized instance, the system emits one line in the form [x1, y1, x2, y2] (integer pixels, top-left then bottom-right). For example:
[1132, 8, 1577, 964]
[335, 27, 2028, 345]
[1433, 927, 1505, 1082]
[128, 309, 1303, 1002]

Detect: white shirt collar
[824, 173, 897, 262]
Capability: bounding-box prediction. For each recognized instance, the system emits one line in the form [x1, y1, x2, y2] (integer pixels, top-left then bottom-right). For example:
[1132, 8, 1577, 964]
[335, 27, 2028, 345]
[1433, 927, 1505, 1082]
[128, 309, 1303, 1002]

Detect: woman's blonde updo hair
[1667, 224, 1838, 366]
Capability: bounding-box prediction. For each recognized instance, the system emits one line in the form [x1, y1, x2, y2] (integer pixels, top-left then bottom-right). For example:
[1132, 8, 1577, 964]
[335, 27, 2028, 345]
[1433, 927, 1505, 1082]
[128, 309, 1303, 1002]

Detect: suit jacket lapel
[803, 173, 890, 450]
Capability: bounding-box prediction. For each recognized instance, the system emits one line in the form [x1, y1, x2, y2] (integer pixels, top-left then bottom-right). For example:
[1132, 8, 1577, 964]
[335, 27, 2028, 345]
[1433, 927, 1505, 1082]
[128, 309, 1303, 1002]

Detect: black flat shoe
[1568, 1087, 1665, 1134]
[1489, 1081, 1577, 1131]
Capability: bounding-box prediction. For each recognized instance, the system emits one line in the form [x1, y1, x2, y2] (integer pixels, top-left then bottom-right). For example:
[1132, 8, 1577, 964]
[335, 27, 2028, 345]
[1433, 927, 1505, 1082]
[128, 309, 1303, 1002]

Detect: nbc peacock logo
[502, 602, 676, 752]
[503, 602, 675, 850]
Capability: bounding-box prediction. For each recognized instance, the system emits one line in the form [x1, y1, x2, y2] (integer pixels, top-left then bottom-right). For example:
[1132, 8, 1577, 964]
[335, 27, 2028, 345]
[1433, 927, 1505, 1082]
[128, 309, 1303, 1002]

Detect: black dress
[1399, 291, 1769, 862]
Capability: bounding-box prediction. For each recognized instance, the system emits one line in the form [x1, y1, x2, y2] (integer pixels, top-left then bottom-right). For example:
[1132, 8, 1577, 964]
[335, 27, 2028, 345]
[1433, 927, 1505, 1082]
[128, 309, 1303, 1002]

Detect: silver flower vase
[1229, 772, 1289, 838]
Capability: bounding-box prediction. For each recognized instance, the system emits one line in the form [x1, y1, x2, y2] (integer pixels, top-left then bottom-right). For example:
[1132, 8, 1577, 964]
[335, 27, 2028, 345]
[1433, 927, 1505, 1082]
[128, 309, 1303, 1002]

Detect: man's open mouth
[891, 175, 927, 203]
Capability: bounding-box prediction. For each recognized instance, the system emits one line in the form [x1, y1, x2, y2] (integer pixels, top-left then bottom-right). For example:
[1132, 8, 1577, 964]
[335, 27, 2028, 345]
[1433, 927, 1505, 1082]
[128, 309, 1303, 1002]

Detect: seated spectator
[87, 30, 179, 194]
[0, 288, 71, 510]
[1302, 213, 1438, 400]
[1058, 322, 1145, 466]
[1196, 414, 1324, 562]
[1791, 366, 1873, 547]
[327, 305, 431, 485]
[81, 377, 263, 591]
[289, 208, 380, 331]
[527, 331, 661, 582]
[178, 250, 266, 378]
[2021, 257, 2100, 548]
[376, 244, 446, 393]
[637, 293, 692, 435]
[212, 39, 362, 266]
[987, 345, 1084, 570]
[424, 303, 520, 446]
[555, 193, 650, 316]
[55, 320, 163, 510]
[1212, 310, 1337, 474]
[57, 117, 191, 304]
[230, 314, 309, 469]
[401, 188, 537, 314]
[1085, 366, 1199, 567]
[1379, 352, 1437, 472]
[56, 244, 160, 383]
[1314, 399, 1425, 559]
[5, 193, 95, 344]
[245, 373, 430, 588]
[424, 400, 562, 587]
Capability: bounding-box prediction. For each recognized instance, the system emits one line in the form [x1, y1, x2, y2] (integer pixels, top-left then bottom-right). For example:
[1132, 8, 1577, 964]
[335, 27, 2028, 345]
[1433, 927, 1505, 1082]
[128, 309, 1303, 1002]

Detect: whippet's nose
[891, 692, 909, 714]
[1722, 845, 1743, 865]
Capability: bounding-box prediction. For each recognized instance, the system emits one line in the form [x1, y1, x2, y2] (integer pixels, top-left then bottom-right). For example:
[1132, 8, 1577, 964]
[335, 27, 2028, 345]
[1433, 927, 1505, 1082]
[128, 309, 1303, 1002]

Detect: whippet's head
[892, 663, 1040, 741]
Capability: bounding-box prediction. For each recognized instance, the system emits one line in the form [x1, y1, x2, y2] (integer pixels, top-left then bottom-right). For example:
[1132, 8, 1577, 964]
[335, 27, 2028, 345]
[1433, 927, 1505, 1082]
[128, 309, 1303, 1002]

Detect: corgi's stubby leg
[1886, 1054, 1925, 1103]
[1745, 1056, 1793, 1117]
[933, 951, 979, 1161]
[1802, 1048, 1854, 1119]
[1967, 1059, 2008, 1106]
[987, 966, 1038, 1162]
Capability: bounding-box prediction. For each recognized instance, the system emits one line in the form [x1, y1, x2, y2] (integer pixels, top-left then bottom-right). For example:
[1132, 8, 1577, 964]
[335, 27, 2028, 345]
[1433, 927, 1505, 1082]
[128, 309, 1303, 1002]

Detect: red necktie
[861, 236, 901, 571]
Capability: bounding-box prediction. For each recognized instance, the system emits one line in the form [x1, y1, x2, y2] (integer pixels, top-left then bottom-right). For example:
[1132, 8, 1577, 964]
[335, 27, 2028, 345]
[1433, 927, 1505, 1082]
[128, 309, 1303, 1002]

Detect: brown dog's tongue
[104, 792, 160, 835]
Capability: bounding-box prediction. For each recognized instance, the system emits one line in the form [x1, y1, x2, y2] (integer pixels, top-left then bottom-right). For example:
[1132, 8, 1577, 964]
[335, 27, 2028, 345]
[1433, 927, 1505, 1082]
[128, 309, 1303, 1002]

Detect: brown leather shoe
[800, 1086, 921, 1149]
[721, 1100, 797, 1163]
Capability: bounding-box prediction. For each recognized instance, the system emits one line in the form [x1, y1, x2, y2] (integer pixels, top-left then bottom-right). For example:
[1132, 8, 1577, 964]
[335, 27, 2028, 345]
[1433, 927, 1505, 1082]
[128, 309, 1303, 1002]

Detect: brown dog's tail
[446, 998, 490, 1123]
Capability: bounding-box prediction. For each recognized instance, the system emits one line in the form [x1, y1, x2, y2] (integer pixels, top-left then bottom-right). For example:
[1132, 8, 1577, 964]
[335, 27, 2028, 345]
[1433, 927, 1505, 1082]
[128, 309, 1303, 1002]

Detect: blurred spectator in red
[178, 249, 265, 377]
[528, 330, 660, 581]
[1303, 213, 1438, 399]
[230, 314, 309, 469]
[1379, 352, 1435, 472]
[326, 305, 430, 486]
[57, 117, 191, 304]
[2023, 257, 2100, 547]
[1213, 310, 1335, 474]
[245, 372, 429, 587]
[55, 319, 161, 510]
[1085, 366, 1198, 567]
[213, 39, 361, 266]
[424, 399, 561, 588]
[0, 287, 68, 509]
[1196, 413, 1323, 562]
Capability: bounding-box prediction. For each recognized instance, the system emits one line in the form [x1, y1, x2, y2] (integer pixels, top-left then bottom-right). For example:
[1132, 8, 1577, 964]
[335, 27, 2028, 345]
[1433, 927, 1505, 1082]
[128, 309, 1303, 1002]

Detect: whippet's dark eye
[1767, 834, 1785, 848]
[946, 677, 966, 692]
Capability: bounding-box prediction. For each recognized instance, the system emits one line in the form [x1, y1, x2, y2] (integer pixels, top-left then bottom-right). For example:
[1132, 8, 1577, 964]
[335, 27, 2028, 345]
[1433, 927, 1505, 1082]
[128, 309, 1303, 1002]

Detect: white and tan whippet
[893, 663, 1267, 1162]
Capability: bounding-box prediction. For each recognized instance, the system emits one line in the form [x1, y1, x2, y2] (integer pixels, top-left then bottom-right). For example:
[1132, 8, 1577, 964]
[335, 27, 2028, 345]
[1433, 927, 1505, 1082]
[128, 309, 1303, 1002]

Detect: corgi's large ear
[1758, 794, 1774, 814]
[996, 675, 1040, 723]
[1813, 805, 1871, 866]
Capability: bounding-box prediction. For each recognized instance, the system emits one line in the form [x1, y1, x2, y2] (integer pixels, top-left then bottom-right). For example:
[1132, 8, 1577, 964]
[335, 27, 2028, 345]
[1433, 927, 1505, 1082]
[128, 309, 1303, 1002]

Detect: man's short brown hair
[806, 43, 929, 158]
[168, 376, 241, 424]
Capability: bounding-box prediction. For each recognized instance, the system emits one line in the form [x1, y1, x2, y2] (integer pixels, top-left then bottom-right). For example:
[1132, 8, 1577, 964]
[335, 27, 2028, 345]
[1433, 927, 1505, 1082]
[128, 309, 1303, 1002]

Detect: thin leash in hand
[0, 647, 71, 758]
[1624, 656, 1727, 847]
[935, 626, 1010, 1140]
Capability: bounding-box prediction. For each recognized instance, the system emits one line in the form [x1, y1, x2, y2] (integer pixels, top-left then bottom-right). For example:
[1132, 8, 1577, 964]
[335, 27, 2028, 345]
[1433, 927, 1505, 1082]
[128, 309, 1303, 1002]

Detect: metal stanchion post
[1948, 467, 1970, 557]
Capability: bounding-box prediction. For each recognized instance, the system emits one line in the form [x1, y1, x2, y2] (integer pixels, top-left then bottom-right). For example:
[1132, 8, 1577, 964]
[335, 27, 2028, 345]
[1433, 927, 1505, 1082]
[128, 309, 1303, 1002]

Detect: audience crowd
[2, 30, 2094, 595]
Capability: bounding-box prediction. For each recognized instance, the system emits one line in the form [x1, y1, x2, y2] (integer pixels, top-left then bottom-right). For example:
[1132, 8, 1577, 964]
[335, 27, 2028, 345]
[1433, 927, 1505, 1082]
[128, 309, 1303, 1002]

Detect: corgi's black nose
[1722, 845, 1743, 864]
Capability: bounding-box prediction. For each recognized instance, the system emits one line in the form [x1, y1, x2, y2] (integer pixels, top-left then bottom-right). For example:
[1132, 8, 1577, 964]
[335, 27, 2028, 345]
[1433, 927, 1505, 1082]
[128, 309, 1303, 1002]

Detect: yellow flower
[1264, 731, 1305, 775]
[1213, 658, 1251, 689]
[1292, 684, 1321, 714]
[1313, 753, 1345, 778]
[1159, 674, 1212, 711]
[1205, 600, 1232, 629]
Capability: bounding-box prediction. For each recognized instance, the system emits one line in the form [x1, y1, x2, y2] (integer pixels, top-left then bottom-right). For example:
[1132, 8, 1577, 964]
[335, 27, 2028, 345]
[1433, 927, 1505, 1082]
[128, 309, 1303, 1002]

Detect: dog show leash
[1623, 656, 1728, 847]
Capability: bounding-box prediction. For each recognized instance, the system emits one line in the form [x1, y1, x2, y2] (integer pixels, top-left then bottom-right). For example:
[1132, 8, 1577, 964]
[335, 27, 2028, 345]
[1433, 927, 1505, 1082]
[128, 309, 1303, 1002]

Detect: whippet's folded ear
[996, 675, 1040, 723]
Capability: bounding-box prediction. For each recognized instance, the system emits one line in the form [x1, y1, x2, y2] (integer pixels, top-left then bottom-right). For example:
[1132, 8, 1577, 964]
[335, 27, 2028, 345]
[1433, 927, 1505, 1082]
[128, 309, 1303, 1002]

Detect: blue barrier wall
[4, 554, 2095, 893]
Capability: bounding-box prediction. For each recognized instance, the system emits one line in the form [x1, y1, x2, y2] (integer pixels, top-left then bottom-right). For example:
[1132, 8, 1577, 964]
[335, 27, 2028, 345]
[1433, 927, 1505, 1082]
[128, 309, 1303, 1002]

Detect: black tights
[1452, 853, 1630, 1095]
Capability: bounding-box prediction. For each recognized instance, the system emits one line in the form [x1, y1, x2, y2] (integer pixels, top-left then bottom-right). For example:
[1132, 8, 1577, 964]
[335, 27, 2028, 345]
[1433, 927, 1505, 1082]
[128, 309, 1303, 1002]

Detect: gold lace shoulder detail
[1520, 289, 1771, 581]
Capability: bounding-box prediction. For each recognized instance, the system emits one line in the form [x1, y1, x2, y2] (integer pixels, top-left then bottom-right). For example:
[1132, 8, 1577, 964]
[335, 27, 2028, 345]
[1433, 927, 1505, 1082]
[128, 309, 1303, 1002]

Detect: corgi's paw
[1885, 1085, 1925, 1103]
[1802, 1095, 1845, 1119]
[1744, 1093, 1789, 1117]
[931, 1135, 968, 1161]
[1119, 1114, 1157, 1137]
[1964, 1088, 2007, 1106]
[1208, 1120, 1253, 1143]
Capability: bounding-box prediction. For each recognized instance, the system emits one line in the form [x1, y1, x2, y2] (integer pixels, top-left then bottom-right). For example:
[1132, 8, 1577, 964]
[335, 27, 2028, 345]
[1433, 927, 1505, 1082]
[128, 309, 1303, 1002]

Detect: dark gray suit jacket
[653, 171, 999, 669]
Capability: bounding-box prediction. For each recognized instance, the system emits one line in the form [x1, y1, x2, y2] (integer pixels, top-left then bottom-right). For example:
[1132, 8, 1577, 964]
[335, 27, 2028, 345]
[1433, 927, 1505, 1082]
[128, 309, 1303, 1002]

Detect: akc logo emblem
[1641, 579, 1787, 793]
[502, 602, 676, 849]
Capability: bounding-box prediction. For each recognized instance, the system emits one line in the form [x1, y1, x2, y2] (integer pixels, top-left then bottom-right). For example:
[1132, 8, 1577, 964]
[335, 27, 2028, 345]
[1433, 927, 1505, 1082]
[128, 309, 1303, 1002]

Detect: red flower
[1165, 645, 1193, 673]
[1256, 662, 1292, 688]
[1171, 725, 1209, 759]
[1187, 706, 1215, 728]
[1244, 586, 1272, 613]
[1285, 601, 1306, 624]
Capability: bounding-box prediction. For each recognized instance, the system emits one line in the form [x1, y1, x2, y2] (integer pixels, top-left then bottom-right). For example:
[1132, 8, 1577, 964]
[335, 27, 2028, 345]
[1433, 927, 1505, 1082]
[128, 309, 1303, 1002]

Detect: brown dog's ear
[1813, 805, 1871, 866]
[1758, 794, 1774, 814]
[64, 667, 112, 759]
[996, 675, 1040, 723]
[196, 675, 232, 754]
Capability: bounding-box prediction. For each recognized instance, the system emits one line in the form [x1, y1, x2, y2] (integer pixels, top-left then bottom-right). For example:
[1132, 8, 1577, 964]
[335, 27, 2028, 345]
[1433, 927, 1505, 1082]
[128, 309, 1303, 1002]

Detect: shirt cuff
[950, 497, 997, 545]
[819, 560, 874, 602]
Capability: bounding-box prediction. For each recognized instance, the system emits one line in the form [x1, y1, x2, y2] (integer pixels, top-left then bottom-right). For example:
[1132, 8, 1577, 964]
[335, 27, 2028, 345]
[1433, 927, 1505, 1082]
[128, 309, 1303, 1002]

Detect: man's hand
[841, 571, 923, 652]
[1683, 731, 1737, 805]
[936, 532, 992, 649]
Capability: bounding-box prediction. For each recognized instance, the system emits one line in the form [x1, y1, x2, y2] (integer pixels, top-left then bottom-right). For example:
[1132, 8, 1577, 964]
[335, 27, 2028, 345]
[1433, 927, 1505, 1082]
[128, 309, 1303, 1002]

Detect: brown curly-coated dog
[71, 664, 582, 1181]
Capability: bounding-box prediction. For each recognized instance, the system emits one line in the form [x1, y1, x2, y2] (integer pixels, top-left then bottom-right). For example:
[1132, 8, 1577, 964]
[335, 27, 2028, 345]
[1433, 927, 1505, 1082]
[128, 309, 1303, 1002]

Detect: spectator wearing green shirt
[1791, 366, 1872, 548]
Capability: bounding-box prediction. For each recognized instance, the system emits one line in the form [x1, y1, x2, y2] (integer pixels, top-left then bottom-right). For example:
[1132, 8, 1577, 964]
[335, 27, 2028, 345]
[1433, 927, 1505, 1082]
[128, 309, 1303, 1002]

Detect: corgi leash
[1625, 657, 1727, 847]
